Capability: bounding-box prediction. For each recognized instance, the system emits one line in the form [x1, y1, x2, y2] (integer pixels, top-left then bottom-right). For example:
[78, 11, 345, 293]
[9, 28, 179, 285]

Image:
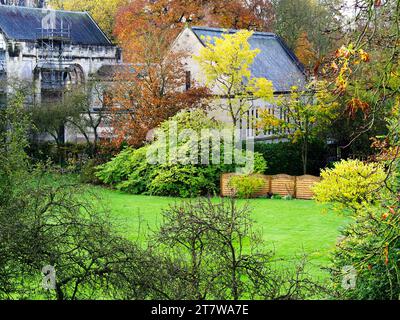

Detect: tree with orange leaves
[294, 32, 317, 70]
[109, 30, 209, 148]
[114, 0, 274, 54]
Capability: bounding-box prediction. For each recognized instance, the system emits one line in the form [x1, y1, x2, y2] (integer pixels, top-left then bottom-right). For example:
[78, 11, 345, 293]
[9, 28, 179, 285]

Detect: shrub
[313, 159, 387, 211]
[228, 175, 265, 198]
[96, 146, 236, 197]
[96, 147, 143, 186]
[115, 147, 156, 194]
[96, 110, 268, 197]
[80, 159, 102, 184]
[27, 142, 91, 166]
[252, 152, 268, 174]
[331, 205, 400, 300]
[98, 150, 267, 198]
[155, 197, 320, 300]
[312, 159, 399, 299]
[148, 165, 222, 198]
[254, 140, 327, 176]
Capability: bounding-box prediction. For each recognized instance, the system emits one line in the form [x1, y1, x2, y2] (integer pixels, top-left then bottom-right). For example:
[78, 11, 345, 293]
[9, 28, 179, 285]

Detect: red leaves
[294, 32, 317, 68]
[382, 212, 390, 220]
[346, 98, 370, 119]
[335, 46, 352, 59]
[112, 0, 272, 149]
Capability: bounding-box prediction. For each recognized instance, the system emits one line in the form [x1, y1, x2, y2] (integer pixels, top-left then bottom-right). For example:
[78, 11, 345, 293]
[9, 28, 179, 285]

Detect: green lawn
[91, 186, 348, 278]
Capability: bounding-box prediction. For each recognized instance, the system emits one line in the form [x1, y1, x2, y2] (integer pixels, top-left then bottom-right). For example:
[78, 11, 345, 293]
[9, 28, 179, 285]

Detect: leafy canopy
[194, 30, 274, 125]
[258, 80, 339, 174]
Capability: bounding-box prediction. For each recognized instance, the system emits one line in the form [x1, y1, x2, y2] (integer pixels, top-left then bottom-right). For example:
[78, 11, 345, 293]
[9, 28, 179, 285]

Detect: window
[185, 71, 191, 91]
[0, 92, 6, 109]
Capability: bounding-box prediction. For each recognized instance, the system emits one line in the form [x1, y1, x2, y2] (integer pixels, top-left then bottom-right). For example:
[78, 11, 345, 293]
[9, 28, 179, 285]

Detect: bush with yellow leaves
[313, 159, 387, 212]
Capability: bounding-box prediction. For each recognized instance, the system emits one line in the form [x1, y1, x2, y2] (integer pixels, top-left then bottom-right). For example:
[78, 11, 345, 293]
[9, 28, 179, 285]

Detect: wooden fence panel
[270, 174, 296, 197]
[220, 173, 271, 197]
[295, 175, 321, 200]
[252, 174, 271, 197]
[220, 173, 236, 197]
[220, 173, 320, 200]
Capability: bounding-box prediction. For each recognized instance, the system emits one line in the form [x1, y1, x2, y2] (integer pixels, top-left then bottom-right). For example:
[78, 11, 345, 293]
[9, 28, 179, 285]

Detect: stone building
[0, 3, 121, 142]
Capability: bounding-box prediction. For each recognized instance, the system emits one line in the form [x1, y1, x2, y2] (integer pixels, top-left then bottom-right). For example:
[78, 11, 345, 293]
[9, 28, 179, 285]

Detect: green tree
[31, 91, 83, 164]
[311, 1, 400, 299]
[272, 0, 343, 59]
[258, 81, 338, 174]
[65, 82, 112, 157]
[0, 92, 30, 297]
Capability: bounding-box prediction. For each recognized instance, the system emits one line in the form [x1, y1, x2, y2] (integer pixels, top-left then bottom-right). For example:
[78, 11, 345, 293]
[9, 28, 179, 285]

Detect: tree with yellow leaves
[258, 81, 339, 174]
[194, 30, 274, 126]
[48, 0, 128, 41]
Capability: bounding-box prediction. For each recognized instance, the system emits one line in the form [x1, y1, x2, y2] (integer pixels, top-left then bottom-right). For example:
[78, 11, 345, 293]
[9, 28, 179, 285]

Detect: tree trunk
[302, 139, 308, 175]
[55, 283, 64, 301]
[93, 129, 99, 157]
[57, 125, 66, 166]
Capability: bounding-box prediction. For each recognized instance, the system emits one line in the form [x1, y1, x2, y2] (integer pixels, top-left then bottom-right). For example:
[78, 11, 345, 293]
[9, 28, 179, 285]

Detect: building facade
[0, 4, 122, 141]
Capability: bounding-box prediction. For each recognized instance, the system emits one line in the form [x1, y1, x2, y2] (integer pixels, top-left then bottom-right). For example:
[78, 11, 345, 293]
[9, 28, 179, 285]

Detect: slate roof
[0, 5, 112, 46]
[191, 26, 306, 92]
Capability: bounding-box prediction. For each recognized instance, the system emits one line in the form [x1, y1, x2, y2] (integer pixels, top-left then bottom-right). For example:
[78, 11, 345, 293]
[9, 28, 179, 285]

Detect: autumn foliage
[109, 31, 209, 148]
[109, 0, 274, 148]
[49, 0, 129, 40]
[114, 0, 274, 54]
[294, 32, 317, 69]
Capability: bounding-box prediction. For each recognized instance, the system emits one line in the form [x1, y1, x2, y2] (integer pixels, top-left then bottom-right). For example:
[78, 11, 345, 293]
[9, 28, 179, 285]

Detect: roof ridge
[191, 26, 277, 37]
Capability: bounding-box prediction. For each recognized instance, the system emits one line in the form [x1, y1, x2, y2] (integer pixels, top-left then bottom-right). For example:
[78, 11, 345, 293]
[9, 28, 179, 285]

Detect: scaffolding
[36, 20, 73, 91]
[0, 50, 6, 108]
[0, 49, 5, 71]
[0, 49, 5, 85]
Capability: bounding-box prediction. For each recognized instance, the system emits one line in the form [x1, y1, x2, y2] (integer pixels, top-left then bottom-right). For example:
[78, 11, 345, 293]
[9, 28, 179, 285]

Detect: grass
[90, 186, 348, 278]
